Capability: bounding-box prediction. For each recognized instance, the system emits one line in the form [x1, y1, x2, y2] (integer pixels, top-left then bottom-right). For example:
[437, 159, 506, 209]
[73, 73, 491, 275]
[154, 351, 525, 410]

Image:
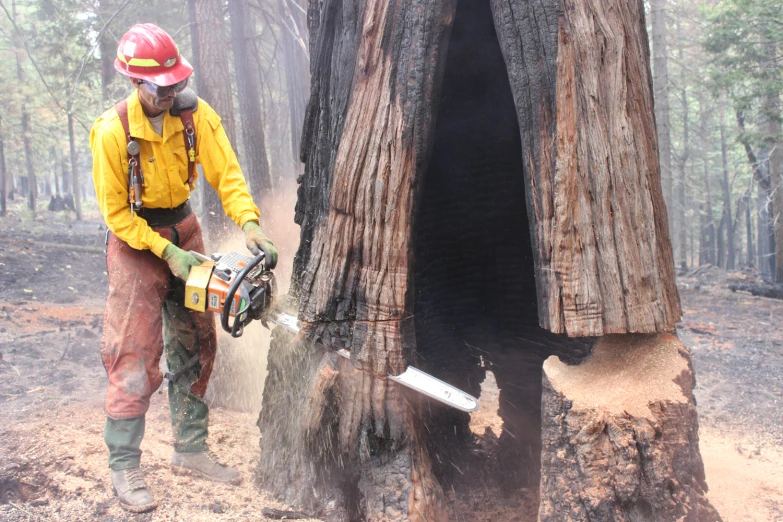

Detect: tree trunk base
[257, 327, 447, 522]
[539, 333, 721, 522]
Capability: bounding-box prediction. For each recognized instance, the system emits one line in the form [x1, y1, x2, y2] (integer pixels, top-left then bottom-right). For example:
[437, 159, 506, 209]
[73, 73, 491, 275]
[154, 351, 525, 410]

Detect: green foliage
[703, 0, 782, 115]
[0, 0, 191, 198]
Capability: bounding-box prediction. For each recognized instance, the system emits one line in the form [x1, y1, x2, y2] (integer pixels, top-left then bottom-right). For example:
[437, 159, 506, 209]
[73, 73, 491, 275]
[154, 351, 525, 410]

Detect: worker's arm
[90, 117, 172, 257]
[195, 102, 261, 229]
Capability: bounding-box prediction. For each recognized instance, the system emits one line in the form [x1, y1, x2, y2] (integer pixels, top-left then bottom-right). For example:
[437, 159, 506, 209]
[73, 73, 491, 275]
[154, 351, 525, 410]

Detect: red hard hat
[114, 24, 193, 86]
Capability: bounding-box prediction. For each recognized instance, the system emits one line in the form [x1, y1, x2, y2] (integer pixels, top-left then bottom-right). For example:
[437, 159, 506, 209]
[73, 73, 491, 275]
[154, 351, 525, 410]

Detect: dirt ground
[1, 198, 782, 521]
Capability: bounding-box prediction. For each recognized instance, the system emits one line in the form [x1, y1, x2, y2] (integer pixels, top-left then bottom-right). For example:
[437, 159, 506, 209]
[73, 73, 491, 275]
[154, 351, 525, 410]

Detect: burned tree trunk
[540, 334, 721, 521]
[259, 2, 455, 520]
[258, 0, 704, 520]
[491, 0, 679, 336]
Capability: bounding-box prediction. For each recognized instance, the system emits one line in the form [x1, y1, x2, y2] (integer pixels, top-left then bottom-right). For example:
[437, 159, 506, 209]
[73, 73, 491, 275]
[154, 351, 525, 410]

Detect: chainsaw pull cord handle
[221, 252, 265, 338]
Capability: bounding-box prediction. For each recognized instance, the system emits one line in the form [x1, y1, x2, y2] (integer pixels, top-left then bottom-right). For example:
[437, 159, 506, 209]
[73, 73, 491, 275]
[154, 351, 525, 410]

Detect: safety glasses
[138, 77, 188, 98]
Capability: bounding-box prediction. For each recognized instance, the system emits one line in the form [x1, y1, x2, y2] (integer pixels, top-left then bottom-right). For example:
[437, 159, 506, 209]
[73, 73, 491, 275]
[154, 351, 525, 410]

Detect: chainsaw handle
[221, 252, 266, 338]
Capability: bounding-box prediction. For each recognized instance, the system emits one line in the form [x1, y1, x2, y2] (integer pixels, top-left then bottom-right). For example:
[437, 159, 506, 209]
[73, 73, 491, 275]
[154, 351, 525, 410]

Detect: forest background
[0, 0, 309, 245]
[0, 0, 781, 284]
[0, 1, 781, 521]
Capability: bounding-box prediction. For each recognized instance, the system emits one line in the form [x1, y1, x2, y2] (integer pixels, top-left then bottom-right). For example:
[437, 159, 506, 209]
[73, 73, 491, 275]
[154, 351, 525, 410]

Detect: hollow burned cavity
[413, 0, 590, 494]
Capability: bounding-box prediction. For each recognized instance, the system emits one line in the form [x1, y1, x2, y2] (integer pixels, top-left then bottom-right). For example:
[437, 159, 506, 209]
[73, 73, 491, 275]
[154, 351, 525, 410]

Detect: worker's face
[131, 78, 176, 115]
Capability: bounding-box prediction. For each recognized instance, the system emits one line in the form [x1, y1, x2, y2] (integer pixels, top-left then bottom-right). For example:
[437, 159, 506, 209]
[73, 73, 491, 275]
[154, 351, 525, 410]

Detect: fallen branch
[728, 282, 783, 300]
[686, 264, 712, 277]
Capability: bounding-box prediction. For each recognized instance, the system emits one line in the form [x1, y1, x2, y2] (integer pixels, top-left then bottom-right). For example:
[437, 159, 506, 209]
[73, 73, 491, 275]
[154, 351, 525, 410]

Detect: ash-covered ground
[1, 199, 782, 521]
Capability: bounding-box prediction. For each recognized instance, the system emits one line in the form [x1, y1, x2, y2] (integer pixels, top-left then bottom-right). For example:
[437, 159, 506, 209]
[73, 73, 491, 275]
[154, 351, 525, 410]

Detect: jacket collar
[126, 90, 184, 143]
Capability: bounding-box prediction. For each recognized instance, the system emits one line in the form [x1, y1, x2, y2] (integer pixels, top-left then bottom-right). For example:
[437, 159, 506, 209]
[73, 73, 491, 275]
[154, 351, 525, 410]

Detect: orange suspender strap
[115, 100, 130, 138]
[180, 109, 197, 190]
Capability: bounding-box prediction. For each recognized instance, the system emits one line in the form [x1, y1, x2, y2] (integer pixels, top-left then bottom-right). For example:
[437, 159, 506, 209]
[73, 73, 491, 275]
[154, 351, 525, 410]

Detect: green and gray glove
[161, 244, 202, 281]
[242, 221, 278, 269]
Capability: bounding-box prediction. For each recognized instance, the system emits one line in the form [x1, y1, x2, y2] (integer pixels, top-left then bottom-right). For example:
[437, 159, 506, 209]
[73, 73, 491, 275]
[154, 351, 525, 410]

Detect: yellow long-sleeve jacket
[90, 90, 260, 257]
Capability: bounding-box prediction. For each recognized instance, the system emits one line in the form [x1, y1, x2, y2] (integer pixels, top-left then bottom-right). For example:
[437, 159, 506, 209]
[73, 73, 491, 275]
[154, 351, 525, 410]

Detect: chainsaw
[184, 251, 276, 338]
[184, 251, 479, 413]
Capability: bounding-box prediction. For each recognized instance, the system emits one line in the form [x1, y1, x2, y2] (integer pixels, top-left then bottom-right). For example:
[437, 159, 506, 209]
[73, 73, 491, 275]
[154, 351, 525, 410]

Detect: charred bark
[492, 0, 680, 336]
[261, 1, 456, 520]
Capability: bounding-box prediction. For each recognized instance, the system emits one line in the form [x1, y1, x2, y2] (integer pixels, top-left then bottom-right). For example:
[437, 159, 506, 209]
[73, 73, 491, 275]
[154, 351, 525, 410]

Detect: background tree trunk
[21, 110, 36, 212]
[760, 34, 783, 282]
[68, 112, 82, 220]
[719, 98, 735, 269]
[228, 0, 273, 204]
[700, 95, 716, 265]
[745, 192, 754, 267]
[737, 109, 773, 274]
[0, 115, 6, 216]
[191, 0, 236, 243]
[278, 0, 310, 175]
[13, 1, 36, 213]
[60, 147, 70, 196]
[49, 147, 59, 197]
[651, 0, 673, 228]
[675, 15, 689, 270]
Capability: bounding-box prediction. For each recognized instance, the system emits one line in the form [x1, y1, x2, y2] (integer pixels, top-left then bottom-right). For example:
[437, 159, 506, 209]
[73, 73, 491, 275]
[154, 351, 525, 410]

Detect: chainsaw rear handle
[221, 252, 266, 338]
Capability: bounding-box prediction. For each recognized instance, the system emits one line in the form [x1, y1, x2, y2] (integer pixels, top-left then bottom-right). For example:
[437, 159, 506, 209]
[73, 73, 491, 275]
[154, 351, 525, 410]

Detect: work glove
[161, 244, 202, 281]
[242, 221, 278, 270]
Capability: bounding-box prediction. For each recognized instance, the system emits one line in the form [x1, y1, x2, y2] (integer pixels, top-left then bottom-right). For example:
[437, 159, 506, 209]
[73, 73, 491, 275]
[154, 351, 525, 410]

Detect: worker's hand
[161, 244, 202, 281]
[242, 221, 278, 270]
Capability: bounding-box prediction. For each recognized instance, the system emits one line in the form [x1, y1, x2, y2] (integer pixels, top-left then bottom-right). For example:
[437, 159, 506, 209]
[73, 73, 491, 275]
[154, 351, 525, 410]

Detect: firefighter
[90, 24, 277, 513]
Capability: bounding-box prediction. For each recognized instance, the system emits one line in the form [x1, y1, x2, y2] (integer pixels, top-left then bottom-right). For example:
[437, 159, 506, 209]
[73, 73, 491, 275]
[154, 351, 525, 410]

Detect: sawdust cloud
[204, 179, 300, 413]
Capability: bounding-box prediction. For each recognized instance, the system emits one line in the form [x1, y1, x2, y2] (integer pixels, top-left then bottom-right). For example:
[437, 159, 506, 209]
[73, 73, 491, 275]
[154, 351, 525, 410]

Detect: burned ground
[1, 200, 782, 521]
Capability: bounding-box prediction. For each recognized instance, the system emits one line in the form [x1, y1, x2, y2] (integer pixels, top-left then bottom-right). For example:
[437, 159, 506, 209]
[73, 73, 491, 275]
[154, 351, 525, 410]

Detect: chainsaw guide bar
[268, 311, 479, 412]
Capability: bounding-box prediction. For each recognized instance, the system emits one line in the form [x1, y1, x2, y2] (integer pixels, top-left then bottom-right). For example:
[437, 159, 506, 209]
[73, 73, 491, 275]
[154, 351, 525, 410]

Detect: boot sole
[112, 487, 158, 513]
[119, 499, 158, 513]
[171, 463, 242, 485]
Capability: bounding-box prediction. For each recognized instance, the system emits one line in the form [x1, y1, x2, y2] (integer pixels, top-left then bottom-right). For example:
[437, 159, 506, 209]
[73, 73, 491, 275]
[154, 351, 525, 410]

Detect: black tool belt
[138, 200, 192, 227]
